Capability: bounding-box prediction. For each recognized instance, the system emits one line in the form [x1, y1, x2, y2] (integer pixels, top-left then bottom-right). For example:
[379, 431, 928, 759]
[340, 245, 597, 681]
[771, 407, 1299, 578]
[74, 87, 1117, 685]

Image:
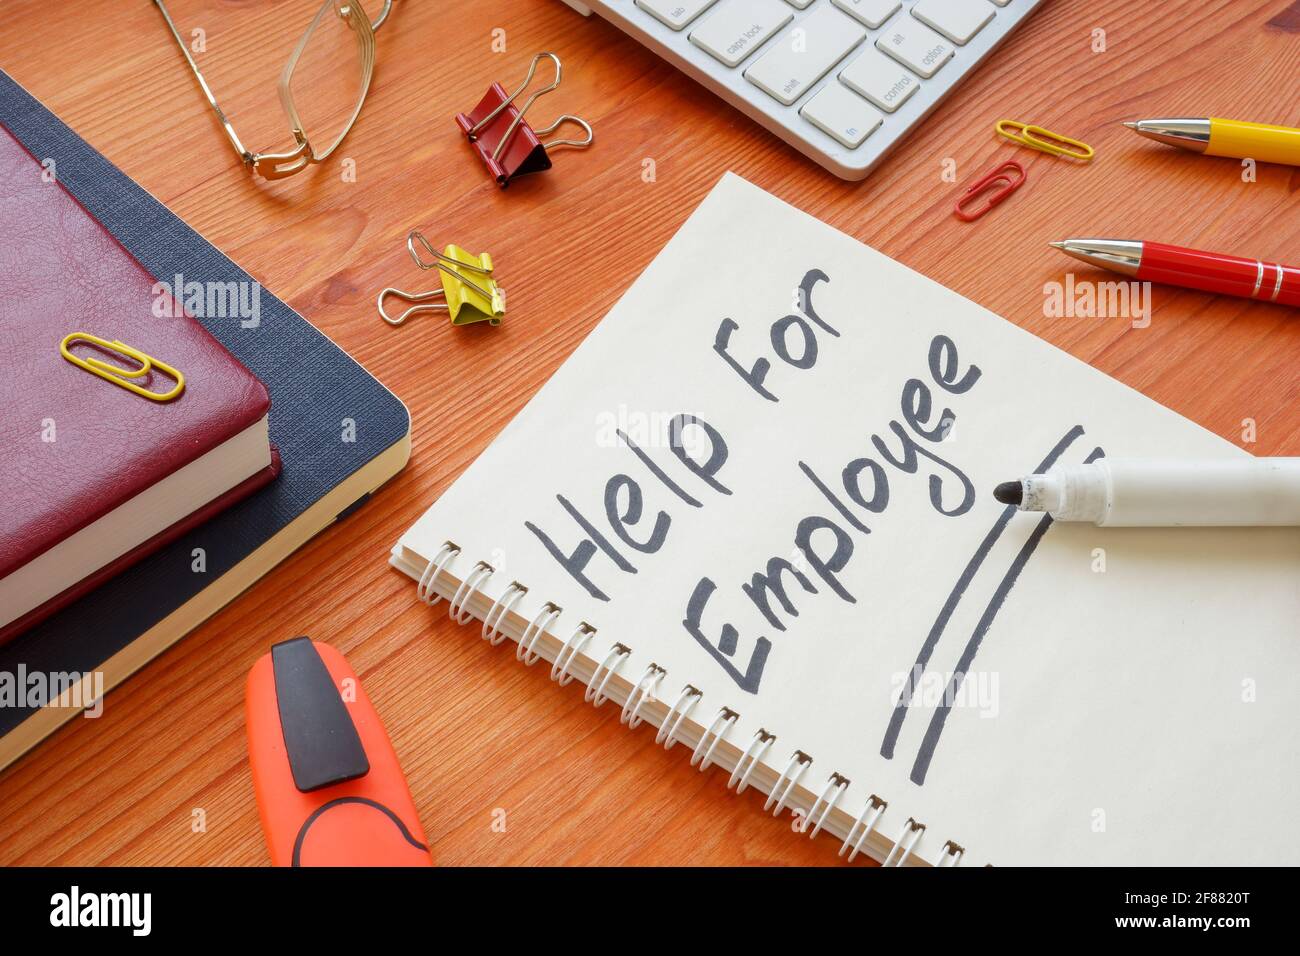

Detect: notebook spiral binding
[417, 541, 968, 867]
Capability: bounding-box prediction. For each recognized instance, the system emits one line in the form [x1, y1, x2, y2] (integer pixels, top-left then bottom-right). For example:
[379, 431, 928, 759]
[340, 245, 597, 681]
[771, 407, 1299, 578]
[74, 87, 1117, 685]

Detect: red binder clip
[455, 52, 593, 188]
[952, 160, 1026, 222]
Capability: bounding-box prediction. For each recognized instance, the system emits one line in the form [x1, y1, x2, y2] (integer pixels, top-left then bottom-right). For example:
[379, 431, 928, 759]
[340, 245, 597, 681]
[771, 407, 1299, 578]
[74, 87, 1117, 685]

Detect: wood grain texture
[1, 0, 1297, 867]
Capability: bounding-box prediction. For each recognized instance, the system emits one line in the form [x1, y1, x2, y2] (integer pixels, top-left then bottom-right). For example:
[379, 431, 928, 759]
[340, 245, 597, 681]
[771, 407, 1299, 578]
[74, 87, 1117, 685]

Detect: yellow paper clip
[59, 333, 185, 402]
[995, 120, 1095, 161]
[377, 231, 505, 327]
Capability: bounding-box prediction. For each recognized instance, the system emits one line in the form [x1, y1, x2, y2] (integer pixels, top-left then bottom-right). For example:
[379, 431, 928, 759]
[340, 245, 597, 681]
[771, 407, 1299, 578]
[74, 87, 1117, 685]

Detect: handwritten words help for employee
[524, 269, 982, 694]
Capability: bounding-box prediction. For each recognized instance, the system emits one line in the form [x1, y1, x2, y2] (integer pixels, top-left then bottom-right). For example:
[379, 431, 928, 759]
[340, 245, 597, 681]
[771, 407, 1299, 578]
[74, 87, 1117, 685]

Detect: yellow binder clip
[377, 231, 505, 327]
[59, 333, 185, 402]
[995, 120, 1095, 161]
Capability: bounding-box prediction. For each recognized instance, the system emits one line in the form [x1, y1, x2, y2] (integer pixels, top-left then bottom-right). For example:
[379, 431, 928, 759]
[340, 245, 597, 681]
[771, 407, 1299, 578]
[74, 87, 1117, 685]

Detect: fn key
[801, 84, 882, 148]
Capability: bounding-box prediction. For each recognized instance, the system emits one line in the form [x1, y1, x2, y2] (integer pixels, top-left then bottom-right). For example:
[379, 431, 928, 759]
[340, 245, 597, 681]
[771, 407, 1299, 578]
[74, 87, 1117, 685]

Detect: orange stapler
[246, 637, 433, 866]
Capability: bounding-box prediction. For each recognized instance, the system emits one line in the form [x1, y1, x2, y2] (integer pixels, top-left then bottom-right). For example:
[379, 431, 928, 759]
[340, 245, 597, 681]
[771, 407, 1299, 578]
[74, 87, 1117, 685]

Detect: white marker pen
[993, 458, 1300, 527]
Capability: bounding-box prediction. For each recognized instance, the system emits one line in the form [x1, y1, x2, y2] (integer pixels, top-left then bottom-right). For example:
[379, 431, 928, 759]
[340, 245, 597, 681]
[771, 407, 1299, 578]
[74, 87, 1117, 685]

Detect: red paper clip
[952, 160, 1026, 222]
[455, 52, 593, 188]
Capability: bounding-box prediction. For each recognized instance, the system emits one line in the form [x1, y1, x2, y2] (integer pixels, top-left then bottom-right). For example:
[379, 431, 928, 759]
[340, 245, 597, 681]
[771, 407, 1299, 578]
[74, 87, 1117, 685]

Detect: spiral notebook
[392, 173, 1300, 866]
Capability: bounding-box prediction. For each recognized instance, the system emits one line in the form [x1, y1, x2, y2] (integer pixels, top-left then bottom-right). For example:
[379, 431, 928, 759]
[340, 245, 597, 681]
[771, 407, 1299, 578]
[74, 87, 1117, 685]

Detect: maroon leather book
[0, 122, 280, 645]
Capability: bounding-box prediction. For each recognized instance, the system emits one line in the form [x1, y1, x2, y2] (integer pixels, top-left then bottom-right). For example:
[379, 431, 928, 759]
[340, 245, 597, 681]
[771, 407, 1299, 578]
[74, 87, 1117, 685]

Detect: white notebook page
[396, 173, 1299, 865]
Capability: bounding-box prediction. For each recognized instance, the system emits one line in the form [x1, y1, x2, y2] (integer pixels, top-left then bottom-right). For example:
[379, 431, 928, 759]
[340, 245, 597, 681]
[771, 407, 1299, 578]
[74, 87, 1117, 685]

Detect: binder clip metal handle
[408, 230, 496, 300]
[533, 114, 594, 154]
[467, 52, 563, 154]
[377, 287, 448, 326]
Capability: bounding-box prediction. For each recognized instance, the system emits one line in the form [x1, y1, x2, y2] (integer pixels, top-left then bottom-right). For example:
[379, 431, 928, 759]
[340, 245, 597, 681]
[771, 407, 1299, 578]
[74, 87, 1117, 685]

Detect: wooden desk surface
[1, 0, 1297, 866]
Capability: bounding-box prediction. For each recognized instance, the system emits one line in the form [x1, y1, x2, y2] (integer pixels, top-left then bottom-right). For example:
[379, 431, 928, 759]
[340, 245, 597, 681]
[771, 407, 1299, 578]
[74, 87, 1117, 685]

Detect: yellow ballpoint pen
[1124, 116, 1300, 166]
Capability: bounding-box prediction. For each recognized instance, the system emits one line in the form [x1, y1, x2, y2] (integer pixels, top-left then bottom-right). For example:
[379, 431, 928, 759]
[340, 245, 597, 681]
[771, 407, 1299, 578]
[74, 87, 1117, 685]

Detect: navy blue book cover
[0, 70, 410, 737]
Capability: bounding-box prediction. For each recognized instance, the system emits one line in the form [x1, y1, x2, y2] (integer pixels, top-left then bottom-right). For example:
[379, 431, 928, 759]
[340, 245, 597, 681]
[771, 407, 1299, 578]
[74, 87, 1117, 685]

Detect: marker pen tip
[993, 481, 1024, 506]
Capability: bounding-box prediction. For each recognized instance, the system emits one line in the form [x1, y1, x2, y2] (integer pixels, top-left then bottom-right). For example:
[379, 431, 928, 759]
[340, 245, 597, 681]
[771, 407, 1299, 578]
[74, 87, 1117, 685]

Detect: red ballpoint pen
[1050, 238, 1300, 307]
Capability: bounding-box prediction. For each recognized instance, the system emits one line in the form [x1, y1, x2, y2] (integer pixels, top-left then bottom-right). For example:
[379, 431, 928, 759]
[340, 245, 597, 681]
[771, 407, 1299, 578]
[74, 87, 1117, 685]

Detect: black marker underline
[879, 424, 1086, 761]
[907, 445, 1106, 786]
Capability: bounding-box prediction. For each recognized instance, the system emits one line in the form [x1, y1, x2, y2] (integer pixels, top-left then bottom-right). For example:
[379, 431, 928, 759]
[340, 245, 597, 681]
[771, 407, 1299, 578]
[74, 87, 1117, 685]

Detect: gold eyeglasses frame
[153, 0, 393, 180]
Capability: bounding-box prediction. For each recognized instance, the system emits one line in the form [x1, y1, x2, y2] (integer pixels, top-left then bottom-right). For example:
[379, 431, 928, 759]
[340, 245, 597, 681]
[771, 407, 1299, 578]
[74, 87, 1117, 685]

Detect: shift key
[689, 0, 793, 68]
[744, 6, 867, 106]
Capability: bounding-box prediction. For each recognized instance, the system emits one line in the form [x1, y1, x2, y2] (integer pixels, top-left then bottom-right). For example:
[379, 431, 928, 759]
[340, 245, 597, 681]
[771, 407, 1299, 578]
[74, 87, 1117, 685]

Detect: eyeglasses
[153, 0, 394, 180]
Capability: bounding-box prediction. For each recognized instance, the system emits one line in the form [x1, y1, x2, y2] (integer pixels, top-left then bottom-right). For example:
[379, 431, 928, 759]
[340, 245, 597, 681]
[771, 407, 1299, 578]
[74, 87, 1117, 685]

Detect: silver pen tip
[1048, 241, 1067, 250]
[1122, 121, 1139, 130]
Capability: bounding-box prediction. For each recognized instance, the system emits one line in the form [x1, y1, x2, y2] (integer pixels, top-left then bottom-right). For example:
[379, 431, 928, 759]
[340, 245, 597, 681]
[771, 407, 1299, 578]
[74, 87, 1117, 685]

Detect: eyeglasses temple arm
[152, 0, 254, 167]
[371, 0, 394, 31]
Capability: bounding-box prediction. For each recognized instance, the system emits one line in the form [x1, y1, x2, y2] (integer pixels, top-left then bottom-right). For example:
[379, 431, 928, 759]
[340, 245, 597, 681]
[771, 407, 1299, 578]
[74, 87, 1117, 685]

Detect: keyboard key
[839, 47, 919, 112]
[635, 0, 720, 31]
[785, 0, 816, 8]
[800, 83, 883, 148]
[876, 20, 953, 78]
[912, 0, 995, 45]
[744, 6, 867, 106]
[690, 0, 792, 67]
[831, 0, 901, 29]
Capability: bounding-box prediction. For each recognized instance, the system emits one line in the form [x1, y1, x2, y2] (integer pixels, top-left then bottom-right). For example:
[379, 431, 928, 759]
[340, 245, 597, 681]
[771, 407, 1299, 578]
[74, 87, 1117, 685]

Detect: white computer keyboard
[560, 0, 1044, 180]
